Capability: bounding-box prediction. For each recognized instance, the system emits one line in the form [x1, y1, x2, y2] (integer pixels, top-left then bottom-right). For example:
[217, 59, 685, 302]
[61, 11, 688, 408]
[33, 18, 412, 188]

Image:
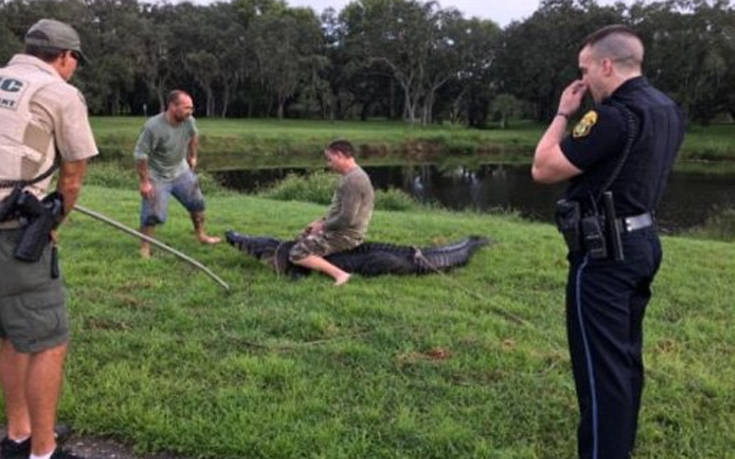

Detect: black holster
[13, 191, 64, 262]
[555, 194, 625, 261]
[555, 199, 582, 253]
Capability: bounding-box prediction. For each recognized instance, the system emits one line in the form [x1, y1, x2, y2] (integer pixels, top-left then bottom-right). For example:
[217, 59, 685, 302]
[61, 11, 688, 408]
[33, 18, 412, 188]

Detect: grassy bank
[2, 174, 731, 457]
[90, 118, 539, 168]
[90, 117, 735, 170]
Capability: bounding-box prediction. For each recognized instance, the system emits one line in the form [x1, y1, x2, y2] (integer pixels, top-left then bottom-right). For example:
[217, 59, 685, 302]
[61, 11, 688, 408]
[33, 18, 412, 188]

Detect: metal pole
[73, 204, 229, 291]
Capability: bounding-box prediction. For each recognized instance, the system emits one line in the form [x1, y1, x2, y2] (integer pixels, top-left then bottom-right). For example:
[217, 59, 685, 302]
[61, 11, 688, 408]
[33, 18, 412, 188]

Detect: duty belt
[617, 212, 653, 233]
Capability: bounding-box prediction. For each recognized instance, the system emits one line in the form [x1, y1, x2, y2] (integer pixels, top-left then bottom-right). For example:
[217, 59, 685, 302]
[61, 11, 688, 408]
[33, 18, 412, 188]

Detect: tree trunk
[111, 90, 120, 116]
[221, 84, 230, 118]
[422, 90, 436, 125]
[404, 93, 418, 123]
[153, 71, 170, 113]
[156, 81, 166, 113]
[360, 101, 372, 121]
[450, 87, 467, 124]
[205, 85, 215, 118]
[277, 94, 285, 119]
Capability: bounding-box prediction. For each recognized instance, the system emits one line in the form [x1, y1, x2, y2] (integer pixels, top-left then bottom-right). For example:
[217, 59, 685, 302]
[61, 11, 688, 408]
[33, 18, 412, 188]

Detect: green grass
[685, 207, 735, 241]
[90, 117, 735, 171]
[1, 167, 731, 457]
[88, 117, 569, 169]
[681, 124, 735, 162]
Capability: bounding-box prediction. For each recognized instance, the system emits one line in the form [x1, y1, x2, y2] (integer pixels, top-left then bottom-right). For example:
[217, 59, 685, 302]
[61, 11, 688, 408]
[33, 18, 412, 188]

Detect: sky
[288, 0, 552, 27]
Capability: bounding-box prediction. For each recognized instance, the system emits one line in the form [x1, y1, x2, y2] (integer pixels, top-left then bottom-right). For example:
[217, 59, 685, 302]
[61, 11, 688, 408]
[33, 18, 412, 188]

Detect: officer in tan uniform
[0, 19, 97, 459]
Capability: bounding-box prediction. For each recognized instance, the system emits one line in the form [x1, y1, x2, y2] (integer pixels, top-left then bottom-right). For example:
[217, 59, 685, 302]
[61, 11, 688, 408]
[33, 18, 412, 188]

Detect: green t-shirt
[323, 166, 374, 241]
[133, 113, 197, 181]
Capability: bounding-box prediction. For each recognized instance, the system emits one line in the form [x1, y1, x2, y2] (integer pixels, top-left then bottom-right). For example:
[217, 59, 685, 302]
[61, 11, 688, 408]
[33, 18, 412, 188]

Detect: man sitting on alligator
[225, 139, 490, 281]
[284, 139, 374, 286]
[226, 231, 490, 280]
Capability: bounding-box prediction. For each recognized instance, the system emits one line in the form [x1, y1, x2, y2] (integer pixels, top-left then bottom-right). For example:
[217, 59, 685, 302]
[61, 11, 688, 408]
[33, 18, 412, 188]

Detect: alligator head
[225, 230, 280, 265]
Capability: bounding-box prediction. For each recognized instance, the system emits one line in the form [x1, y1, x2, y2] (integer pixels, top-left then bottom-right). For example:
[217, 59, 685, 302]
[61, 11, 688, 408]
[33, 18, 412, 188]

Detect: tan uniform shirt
[0, 54, 98, 201]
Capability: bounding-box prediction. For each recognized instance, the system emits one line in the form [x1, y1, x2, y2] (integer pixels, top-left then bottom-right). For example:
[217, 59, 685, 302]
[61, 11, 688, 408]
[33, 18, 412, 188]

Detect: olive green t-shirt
[323, 166, 374, 241]
[133, 113, 197, 181]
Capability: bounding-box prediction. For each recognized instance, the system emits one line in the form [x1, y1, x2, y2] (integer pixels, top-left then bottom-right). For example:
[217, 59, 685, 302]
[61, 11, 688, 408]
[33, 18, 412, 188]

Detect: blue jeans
[140, 169, 205, 227]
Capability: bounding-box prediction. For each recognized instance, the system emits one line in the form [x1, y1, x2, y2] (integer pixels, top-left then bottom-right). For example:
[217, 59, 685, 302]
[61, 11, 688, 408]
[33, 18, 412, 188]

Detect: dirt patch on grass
[2, 427, 189, 459]
[65, 435, 190, 459]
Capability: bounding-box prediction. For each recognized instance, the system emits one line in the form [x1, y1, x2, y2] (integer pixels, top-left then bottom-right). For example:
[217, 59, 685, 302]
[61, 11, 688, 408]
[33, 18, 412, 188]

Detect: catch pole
[73, 204, 229, 291]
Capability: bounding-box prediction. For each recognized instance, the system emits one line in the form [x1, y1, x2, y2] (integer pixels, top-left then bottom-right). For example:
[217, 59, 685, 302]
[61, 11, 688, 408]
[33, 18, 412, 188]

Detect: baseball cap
[25, 19, 89, 64]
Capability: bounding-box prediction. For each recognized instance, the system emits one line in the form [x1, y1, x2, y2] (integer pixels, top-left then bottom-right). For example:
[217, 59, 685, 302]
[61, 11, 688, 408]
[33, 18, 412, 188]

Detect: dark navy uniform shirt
[560, 76, 685, 217]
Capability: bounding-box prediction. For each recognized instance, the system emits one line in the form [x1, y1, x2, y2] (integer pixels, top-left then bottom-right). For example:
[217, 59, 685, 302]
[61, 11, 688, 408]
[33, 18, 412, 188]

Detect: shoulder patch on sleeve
[572, 110, 597, 138]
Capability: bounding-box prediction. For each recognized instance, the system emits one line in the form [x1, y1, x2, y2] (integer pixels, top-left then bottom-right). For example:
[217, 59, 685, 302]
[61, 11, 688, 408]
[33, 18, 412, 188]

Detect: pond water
[213, 163, 735, 233]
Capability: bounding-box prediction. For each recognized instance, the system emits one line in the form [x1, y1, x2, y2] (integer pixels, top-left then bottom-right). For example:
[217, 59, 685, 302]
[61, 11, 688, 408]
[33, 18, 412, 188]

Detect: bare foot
[334, 273, 351, 286]
[139, 245, 151, 259]
[197, 235, 221, 245]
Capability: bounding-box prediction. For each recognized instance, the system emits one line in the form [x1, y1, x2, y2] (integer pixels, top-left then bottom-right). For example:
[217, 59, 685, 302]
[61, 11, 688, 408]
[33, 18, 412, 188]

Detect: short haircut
[326, 140, 355, 157]
[579, 25, 644, 70]
[24, 44, 64, 63]
[167, 89, 191, 107]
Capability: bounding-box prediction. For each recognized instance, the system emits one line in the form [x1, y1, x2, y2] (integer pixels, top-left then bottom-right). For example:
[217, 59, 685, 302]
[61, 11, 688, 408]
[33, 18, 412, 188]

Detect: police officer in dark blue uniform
[532, 25, 685, 459]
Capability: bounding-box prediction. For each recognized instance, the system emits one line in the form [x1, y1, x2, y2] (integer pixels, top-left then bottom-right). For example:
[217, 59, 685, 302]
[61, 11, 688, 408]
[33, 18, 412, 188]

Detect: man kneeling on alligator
[288, 140, 374, 286]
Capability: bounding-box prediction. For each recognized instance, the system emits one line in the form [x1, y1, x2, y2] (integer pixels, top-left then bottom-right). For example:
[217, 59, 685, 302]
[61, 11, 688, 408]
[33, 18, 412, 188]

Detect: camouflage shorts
[288, 231, 361, 262]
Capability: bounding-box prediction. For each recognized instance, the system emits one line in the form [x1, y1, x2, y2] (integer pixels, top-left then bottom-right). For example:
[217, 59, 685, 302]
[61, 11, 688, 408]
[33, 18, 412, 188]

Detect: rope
[273, 241, 290, 279]
[411, 246, 563, 350]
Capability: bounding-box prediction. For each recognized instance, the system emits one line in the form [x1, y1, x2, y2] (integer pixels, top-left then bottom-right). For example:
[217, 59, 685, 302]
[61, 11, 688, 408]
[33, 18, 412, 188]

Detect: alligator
[225, 230, 491, 279]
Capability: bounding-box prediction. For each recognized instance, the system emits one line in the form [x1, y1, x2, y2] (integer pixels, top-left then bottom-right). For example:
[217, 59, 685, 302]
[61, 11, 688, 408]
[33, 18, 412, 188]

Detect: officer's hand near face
[558, 80, 588, 117]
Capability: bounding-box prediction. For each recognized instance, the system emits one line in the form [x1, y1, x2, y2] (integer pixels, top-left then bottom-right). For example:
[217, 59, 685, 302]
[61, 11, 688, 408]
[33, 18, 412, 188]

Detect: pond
[213, 163, 735, 234]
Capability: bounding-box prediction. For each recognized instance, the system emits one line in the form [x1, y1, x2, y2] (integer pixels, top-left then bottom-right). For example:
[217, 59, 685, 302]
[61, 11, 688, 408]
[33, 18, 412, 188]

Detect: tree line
[1, 0, 733, 125]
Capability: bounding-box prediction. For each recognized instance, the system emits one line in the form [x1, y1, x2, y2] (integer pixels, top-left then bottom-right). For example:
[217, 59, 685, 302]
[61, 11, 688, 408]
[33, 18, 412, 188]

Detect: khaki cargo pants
[288, 230, 361, 262]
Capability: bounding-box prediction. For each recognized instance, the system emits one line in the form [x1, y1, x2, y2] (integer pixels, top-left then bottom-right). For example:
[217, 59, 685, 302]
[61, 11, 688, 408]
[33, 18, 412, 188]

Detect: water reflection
[363, 164, 569, 221]
[213, 163, 735, 233]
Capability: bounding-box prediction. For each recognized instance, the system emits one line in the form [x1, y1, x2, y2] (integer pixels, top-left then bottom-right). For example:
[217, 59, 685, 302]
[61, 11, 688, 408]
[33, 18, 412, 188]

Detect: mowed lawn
[10, 177, 731, 458]
[90, 117, 735, 168]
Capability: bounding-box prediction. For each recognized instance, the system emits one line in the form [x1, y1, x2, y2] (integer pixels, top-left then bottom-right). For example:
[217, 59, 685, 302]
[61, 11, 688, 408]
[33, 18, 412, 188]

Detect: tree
[248, 5, 325, 118]
[490, 93, 522, 128]
[1, 0, 732, 123]
[0, 15, 22, 64]
[83, 0, 147, 114]
[136, 3, 176, 113]
[436, 16, 500, 126]
[633, 0, 735, 123]
[341, 0, 439, 123]
[495, 0, 623, 121]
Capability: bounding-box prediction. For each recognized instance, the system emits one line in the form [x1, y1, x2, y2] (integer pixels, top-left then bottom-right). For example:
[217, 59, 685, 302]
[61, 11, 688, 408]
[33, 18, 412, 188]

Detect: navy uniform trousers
[566, 226, 662, 459]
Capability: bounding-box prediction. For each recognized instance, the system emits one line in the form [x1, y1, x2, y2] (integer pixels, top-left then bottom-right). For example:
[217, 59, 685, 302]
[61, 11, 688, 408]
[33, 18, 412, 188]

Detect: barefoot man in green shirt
[289, 140, 374, 286]
[133, 90, 220, 258]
